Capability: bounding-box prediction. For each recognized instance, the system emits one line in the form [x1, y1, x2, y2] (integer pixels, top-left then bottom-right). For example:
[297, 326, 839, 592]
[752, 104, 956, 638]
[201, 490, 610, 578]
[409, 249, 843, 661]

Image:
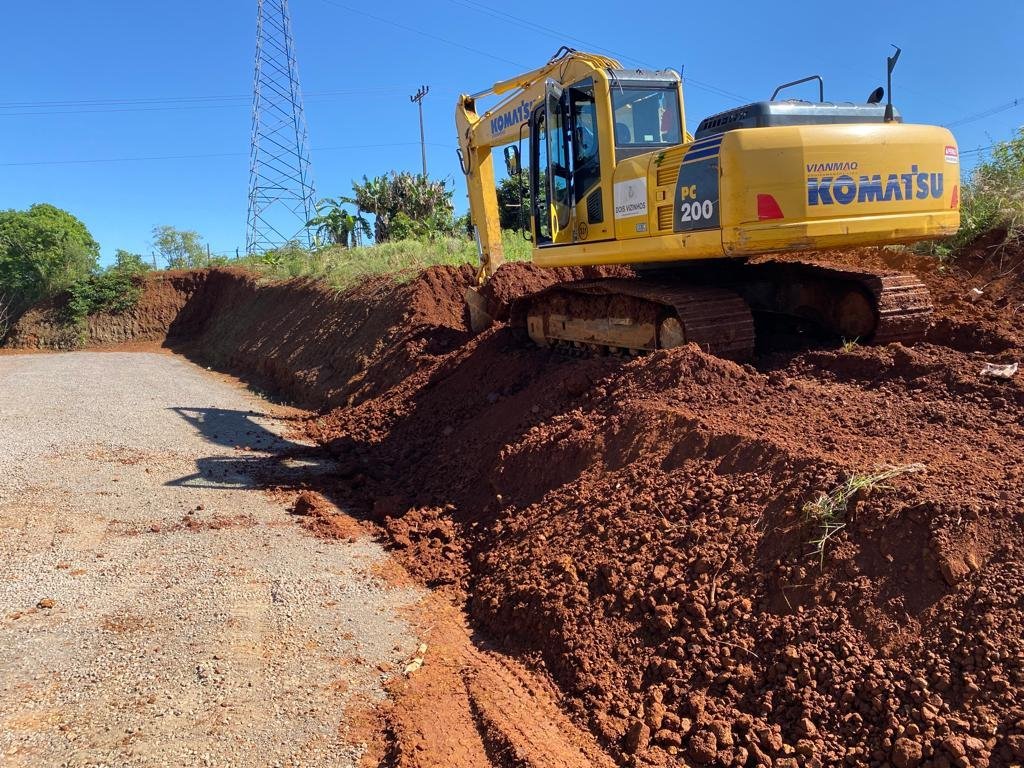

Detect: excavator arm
[455, 49, 620, 282]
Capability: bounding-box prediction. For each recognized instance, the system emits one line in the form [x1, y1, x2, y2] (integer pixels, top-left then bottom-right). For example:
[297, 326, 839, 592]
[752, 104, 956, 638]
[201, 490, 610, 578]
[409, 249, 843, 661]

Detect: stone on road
[0, 351, 424, 768]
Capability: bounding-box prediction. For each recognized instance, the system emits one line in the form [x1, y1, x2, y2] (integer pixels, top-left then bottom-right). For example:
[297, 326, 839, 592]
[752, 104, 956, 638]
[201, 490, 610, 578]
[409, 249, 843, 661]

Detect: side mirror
[503, 145, 521, 176]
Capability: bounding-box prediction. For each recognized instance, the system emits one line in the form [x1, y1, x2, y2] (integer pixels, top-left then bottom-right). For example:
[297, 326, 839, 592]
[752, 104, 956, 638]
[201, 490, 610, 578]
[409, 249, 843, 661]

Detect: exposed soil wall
[308, 246, 1024, 768]
[7, 272, 206, 350]
[8, 266, 478, 408]
[7, 244, 1024, 767]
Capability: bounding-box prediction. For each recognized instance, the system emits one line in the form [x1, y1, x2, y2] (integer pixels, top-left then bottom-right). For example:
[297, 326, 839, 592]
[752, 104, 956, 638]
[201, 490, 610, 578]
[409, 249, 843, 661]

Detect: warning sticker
[614, 178, 648, 219]
[945, 145, 959, 164]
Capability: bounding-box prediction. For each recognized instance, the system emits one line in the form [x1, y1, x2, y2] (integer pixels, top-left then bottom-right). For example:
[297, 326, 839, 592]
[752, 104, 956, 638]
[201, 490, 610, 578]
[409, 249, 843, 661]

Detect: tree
[497, 171, 531, 230]
[0, 203, 99, 316]
[151, 226, 206, 269]
[113, 249, 151, 274]
[306, 198, 371, 248]
[347, 172, 456, 242]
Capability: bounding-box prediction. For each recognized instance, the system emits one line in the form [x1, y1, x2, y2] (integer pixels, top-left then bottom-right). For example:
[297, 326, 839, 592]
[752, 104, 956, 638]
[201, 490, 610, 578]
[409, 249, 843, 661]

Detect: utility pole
[410, 85, 430, 177]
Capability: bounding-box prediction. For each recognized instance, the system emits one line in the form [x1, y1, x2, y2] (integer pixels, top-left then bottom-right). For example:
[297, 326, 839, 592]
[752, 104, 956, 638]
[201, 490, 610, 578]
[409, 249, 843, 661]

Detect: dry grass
[0, 292, 9, 342]
[804, 463, 926, 564]
[240, 231, 532, 291]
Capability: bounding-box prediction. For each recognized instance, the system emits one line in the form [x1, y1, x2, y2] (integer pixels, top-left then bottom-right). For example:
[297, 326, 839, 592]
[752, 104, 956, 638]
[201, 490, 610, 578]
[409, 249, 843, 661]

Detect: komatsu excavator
[455, 48, 960, 357]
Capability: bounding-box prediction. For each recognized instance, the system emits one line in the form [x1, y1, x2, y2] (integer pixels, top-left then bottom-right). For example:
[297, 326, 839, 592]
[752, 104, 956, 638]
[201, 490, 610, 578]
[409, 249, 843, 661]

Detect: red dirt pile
[289, 489, 365, 540]
[9, 243, 1024, 767]
[307, 245, 1024, 767]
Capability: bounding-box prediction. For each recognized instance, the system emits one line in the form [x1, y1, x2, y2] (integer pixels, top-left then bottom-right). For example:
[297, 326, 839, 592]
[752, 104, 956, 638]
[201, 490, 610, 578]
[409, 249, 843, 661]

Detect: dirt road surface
[0, 351, 425, 768]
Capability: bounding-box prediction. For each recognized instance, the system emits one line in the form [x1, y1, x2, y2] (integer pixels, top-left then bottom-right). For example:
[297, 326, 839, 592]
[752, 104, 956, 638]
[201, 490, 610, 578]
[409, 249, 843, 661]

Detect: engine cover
[695, 101, 902, 140]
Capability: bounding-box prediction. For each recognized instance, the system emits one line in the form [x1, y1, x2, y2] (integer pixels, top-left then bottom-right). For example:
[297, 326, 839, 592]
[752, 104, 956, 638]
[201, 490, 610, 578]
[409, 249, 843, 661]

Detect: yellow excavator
[456, 48, 960, 357]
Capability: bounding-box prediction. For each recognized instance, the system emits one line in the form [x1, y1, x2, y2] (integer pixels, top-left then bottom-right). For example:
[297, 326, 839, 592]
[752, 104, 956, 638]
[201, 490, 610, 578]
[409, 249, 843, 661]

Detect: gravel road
[0, 351, 424, 768]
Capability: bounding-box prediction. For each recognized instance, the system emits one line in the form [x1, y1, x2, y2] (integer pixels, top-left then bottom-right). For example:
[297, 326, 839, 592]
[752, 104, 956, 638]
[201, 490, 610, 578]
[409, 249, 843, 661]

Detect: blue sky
[2, 0, 1021, 265]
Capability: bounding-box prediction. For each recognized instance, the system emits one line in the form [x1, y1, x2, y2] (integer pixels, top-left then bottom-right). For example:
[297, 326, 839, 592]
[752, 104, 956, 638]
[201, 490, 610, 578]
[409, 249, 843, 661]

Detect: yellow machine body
[456, 50, 960, 279]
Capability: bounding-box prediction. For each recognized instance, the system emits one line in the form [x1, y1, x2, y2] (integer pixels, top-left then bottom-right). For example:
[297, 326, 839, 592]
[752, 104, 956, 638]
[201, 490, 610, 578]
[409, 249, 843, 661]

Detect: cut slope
[307, 247, 1024, 767]
[6, 246, 1024, 767]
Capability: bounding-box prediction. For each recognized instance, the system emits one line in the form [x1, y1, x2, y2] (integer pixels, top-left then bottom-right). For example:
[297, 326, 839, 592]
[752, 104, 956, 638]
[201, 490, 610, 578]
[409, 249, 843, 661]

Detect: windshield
[611, 86, 682, 147]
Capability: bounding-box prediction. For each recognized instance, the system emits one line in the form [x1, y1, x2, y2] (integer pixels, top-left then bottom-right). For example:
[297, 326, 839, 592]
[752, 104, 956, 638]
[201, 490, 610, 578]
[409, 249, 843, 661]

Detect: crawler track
[512, 259, 934, 358]
[515, 279, 756, 359]
[756, 259, 934, 345]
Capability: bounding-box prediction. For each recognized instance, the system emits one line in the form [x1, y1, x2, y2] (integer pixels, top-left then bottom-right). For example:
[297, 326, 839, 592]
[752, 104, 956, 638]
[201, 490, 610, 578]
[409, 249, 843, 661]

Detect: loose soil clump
[309, 247, 1024, 767]
[10, 245, 1024, 766]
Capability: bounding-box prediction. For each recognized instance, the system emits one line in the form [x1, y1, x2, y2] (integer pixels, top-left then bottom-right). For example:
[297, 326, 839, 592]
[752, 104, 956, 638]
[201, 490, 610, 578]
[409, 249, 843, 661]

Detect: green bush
[0, 204, 99, 316]
[921, 128, 1024, 258]
[65, 266, 144, 324]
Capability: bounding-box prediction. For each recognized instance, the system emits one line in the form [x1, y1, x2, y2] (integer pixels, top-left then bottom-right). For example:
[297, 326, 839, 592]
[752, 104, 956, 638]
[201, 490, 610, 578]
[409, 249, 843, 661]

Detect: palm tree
[347, 176, 393, 243]
[306, 198, 371, 248]
[347, 172, 455, 242]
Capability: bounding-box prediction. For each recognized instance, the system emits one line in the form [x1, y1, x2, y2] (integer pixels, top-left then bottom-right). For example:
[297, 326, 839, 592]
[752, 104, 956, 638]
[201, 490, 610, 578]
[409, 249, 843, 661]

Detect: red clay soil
[8, 243, 1024, 767]
[6, 272, 206, 350]
[305, 245, 1024, 768]
[372, 594, 618, 768]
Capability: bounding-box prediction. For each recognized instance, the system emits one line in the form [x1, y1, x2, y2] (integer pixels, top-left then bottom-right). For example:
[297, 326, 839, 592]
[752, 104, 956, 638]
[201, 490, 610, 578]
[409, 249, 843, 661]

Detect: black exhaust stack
[884, 45, 902, 123]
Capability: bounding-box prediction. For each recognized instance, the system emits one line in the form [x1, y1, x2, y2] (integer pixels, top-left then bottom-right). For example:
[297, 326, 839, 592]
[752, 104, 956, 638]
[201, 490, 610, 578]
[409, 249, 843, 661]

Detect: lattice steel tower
[246, 0, 317, 253]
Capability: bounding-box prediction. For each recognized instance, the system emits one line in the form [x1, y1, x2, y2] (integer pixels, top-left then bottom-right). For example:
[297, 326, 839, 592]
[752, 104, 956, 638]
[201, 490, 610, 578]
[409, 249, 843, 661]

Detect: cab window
[533, 109, 552, 243]
[611, 86, 682, 159]
[570, 85, 600, 199]
[546, 87, 571, 234]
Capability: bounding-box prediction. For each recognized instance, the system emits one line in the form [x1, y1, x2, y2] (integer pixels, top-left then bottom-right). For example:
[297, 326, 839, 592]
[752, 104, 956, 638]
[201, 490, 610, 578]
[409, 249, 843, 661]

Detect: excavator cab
[528, 71, 685, 248]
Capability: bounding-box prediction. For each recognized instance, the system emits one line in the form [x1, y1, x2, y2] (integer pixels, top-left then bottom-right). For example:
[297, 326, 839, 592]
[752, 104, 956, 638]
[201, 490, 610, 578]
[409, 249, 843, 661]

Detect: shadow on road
[166, 407, 337, 492]
[170, 406, 293, 451]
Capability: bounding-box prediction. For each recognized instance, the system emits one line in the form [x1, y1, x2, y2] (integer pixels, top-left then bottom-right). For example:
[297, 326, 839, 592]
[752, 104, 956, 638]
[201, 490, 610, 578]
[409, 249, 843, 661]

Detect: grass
[840, 337, 860, 353]
[239, 231, 533, 290]
[918, 127, 1024, 260]
[803, 463, 925, 565]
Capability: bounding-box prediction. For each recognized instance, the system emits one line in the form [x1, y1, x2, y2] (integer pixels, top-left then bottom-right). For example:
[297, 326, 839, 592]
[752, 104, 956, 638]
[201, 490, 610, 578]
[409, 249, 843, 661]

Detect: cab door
[568, 81, 608, 242]
[530, 80, 573, 246]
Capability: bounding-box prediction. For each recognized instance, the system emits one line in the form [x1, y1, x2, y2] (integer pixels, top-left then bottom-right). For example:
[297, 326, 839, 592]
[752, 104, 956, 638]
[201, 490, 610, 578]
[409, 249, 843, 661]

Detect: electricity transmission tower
[246, 0, 317, 254]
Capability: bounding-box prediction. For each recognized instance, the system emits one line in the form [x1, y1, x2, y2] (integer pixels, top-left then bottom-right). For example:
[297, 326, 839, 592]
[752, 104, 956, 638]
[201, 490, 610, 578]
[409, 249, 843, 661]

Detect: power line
[0, 88, 410, 118]
[0, 142, 453, 168]
[316, 0, 526, 68]
[445, 0, 751, 103]
[944, 98, 1022, 129]
[0, 86, 407, 110]
[959, 144, 996, 156]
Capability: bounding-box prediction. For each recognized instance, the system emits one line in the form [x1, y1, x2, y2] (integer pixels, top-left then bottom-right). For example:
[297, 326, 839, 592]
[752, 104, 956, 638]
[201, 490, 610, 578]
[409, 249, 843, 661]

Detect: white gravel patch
[0, 352, 424, 768]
